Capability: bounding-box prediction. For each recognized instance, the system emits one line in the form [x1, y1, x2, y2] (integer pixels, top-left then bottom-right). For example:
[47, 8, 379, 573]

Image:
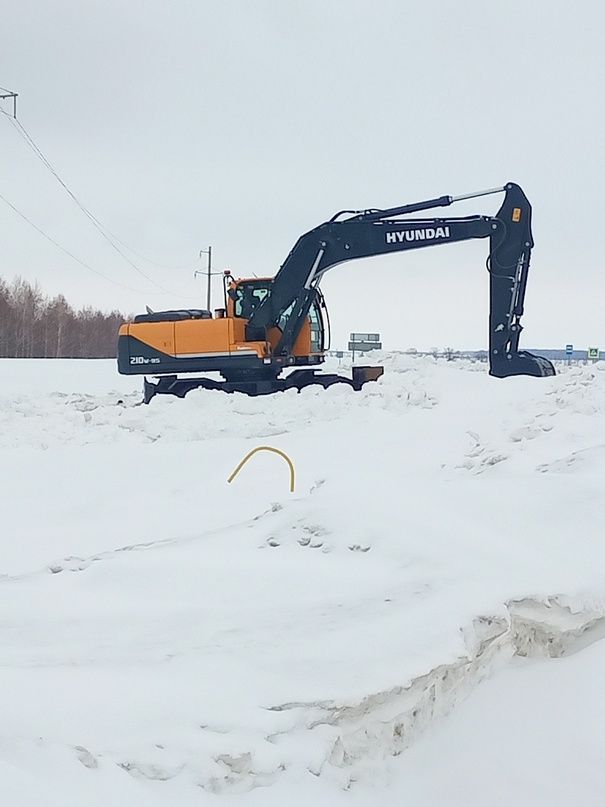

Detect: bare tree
[0, 275, 129, 358]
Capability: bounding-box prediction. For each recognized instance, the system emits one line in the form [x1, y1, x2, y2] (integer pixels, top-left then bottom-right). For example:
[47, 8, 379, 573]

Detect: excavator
[117, 182, 555, 402]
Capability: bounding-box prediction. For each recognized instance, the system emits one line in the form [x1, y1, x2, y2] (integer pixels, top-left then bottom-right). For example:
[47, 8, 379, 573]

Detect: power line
[1, 109, 172, 290]
[0, 189, 141, 291]
[0, 107, 197, 294]
[0, 188, 196, 298]
[85, 226, 199, 274]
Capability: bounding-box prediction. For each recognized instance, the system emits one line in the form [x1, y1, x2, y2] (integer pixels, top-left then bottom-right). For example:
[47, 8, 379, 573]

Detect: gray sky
[1, 0, 603, 351]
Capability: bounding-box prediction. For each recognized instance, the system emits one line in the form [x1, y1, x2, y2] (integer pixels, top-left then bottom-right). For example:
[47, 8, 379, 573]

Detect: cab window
[309, 299, 323, 352]
[233, 283, 270, 318]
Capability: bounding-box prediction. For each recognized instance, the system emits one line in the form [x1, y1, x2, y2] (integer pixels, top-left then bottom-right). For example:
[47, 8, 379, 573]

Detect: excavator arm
[248, 182, 554, 378]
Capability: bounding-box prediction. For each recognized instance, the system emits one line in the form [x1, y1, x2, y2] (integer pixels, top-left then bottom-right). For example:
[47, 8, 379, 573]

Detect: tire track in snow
[0, 502, 289, 584]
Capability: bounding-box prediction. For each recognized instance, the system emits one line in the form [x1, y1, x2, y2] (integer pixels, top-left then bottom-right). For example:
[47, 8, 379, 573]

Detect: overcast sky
[1, 0, 603, 350]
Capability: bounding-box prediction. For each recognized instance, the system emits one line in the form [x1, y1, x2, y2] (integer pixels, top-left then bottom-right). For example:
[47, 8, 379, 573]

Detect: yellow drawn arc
[227, 446, 295, 493]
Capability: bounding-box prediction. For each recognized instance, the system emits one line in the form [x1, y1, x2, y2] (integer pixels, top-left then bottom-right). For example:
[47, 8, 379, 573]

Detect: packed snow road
[1, 355, 604, 806]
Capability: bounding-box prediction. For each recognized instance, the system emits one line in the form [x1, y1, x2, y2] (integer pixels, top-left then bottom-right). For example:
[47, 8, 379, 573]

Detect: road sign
[350, 332, 380, 343]
[349, 332, 381, 360]
[348, 341, 383, 351]
[565, 344, 573, 356]
[588, 346, 599, 360]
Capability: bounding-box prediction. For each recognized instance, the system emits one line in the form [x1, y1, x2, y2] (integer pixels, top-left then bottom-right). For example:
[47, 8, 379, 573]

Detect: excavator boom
[247, 182, 553, 378]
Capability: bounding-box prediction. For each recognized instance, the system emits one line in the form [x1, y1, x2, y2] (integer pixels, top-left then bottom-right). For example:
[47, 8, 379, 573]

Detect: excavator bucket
[489, 350, 555, 378]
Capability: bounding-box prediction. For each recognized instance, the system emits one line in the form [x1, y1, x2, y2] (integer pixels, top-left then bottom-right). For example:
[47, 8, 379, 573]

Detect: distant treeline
[0, 277, 128, 358]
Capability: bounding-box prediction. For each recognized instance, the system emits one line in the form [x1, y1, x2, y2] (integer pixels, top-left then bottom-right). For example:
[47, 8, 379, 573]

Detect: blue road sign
[565, 344, 573, 355]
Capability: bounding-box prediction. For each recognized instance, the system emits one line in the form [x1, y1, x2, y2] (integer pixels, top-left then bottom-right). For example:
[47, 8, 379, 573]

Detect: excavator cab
[227, 277, 327, 357]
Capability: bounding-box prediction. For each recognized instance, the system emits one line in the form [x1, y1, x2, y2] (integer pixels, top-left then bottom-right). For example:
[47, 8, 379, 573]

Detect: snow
[1, 354, 605, 805]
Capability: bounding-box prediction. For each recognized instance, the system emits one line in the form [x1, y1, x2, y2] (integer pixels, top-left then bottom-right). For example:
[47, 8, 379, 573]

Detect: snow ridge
[248, 598, 605, 791]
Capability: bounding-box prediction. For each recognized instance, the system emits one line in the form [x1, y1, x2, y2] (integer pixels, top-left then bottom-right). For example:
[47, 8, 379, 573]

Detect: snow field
[1, 355, 604, 805]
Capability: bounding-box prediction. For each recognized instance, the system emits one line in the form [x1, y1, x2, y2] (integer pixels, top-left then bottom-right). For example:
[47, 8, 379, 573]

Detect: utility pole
[0, 87, 18, 118]
[197, 246, 212, 310]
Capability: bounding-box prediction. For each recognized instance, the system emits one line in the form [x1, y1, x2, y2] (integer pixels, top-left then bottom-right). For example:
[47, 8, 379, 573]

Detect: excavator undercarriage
[141, 365, 385, 403]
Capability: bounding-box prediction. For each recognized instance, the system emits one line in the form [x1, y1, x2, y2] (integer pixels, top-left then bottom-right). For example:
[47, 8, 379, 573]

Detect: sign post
[565, 344, 573, 366]
[349, 332, 382, 363]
